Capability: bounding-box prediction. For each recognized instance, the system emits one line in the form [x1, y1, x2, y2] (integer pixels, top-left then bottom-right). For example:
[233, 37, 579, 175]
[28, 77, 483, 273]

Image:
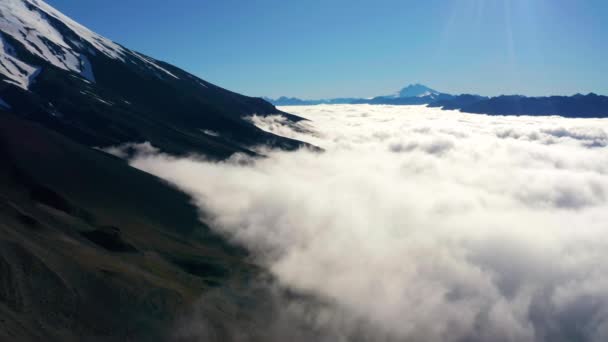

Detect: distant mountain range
[261, 96, 361, 106]
[434, 93, 608, 118]
[266, 84, 608, 118]
[265, 84, 445, 106]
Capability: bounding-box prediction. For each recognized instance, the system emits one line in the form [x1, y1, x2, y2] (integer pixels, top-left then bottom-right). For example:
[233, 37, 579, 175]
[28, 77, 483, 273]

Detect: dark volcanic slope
[0, 112, 259, 342]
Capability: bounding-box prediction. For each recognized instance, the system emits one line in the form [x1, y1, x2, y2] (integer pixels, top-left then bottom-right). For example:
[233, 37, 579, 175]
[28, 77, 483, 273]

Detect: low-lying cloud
[124, 105, 608, 341]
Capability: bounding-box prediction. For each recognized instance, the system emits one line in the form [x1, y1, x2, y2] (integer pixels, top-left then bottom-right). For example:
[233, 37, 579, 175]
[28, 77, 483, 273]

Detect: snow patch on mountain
[80, 90, 113, 106]
[202, 129, 220, 137]
[31, 0, 179, 79]
[0, 33, 41, 89]
[0, 0, 179, 89]
[131, 51, 179, 79]
[417, 90, 433, 97]
[27, 0, 124, 60]
[393, 84, 441, 98]
[0, 0, 94, 82]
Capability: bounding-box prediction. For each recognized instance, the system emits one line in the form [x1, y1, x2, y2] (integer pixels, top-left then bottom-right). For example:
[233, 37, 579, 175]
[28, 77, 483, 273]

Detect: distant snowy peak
[0, 0, 178, 89]
[393, 84, 441, 98]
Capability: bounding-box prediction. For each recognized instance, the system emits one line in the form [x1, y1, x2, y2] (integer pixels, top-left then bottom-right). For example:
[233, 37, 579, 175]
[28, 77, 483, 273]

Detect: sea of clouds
[125, 105, 608, 341]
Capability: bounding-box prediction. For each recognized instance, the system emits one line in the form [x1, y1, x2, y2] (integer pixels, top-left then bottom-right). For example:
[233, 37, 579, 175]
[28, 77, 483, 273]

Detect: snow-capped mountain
[0, 0, 305, 158]
[365, 83, 452, 104]
[389, 83, 442, 98]
[0, 0, 178, 89]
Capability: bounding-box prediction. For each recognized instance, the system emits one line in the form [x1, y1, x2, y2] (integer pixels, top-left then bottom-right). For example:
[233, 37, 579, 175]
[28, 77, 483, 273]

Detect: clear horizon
[45, 0, 608, 98]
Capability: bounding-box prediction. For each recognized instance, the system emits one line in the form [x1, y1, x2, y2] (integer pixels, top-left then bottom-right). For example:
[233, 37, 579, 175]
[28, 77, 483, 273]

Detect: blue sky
[47, 0, 607, 98]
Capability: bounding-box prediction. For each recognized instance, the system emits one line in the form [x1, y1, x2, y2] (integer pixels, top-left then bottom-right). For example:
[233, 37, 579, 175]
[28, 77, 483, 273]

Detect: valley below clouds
[129, 105, 608, 341]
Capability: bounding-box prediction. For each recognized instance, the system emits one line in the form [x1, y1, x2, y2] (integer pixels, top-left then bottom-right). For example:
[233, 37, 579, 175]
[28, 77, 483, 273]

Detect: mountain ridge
[0, 0, 309, 159]
[266, 85, 608, 118]
[443, 93, 608, 118]
[265, 83, 446, 106]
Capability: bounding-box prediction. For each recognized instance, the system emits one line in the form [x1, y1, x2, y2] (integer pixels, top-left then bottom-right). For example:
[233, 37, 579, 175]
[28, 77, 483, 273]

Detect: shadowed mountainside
[0, 112, 263, 341]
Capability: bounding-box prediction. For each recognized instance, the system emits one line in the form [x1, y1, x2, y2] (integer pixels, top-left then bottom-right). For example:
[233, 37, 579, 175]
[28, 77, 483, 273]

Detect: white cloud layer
[130, 105, 608, 341]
